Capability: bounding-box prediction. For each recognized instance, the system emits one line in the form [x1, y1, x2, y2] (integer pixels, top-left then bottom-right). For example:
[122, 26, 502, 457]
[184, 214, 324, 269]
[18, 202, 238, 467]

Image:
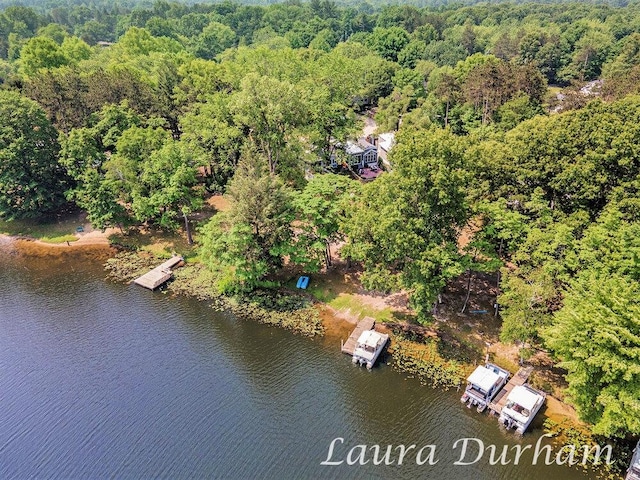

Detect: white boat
[460, 363, 510, 413]
[352, 330, 389, 369]
[626, 440, 640, 480]
[499, 384, 546, 434]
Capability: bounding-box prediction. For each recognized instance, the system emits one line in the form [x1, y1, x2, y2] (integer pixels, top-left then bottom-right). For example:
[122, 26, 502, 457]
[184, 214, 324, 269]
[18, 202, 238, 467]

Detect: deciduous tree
[0, 90, 68, 218]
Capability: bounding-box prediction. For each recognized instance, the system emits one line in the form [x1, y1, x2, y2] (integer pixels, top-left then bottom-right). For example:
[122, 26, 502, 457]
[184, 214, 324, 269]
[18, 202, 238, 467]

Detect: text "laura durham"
[320, 435, 613, 467]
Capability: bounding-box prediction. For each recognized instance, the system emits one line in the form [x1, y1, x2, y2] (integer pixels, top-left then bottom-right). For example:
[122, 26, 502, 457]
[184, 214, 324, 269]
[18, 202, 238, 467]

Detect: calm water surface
[0, 242, 594, 479]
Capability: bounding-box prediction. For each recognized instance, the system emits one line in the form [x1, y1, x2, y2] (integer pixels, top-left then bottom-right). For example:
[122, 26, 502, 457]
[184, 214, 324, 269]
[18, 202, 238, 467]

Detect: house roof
[345, 141, 364, 155]
[378, 132, 395, 152]
[507, 385, 543, 411]
[467, 365, 501, 392]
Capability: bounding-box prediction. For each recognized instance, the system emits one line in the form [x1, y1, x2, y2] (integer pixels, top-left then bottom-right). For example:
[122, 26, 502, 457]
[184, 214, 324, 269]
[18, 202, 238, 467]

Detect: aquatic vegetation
[169, 263, 219, 301]
[390, 334, 469, 390]
[105, 251, 323, 337]
[104, 251, 159, 282]
[227, 293, 324, 337]
[543, 418, 628, 479]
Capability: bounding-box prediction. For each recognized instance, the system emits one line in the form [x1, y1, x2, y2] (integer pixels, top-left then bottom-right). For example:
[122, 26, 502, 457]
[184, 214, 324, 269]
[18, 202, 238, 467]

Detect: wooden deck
[341, 317, 376, 355]
[133, 256, 184, 290]
[488, 365, 534, 415]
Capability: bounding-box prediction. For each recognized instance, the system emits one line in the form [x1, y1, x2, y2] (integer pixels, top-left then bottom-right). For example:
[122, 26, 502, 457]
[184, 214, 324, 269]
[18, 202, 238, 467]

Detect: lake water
[0, 242, 595, 479]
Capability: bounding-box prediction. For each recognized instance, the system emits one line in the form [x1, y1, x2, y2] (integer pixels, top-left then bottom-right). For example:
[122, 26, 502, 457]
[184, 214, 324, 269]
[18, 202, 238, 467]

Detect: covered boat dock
[341, 317, 376, 355]
[488, 365, 534, 415]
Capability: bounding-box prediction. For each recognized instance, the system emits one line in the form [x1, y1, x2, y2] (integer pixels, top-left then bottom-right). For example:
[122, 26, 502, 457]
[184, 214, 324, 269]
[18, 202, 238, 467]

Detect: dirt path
[362, 113, 377, 137]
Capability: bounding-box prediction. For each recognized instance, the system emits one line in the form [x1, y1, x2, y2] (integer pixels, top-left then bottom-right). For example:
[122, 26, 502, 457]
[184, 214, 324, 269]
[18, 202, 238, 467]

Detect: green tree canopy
[0, 90, 68, 219]
[200, 153, 295, 293]
[292, 173, 356, 271]
[341, 127, 469, 320]
[544, 272, 640, 438]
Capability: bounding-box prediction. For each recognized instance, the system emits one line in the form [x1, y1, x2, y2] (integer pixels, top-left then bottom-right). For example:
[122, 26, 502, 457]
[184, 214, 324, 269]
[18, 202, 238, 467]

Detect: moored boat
[352, 330, 389, 369]
[461, 363, 510, 413]
[498, 384, 546, 434]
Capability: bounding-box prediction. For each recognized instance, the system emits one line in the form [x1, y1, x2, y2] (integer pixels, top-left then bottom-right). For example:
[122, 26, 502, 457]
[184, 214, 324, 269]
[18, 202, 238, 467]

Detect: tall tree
[293, 174, 356, 270]
[544, 272, 640, 437]
[24, 67, 89, 132]
[0, 90, 68, 219]
[179, 93, 242, 191]
[131, 140, 202, 232]
[200, 153, 295, 293]
[19, 36, 68, 76]
[341, 127, 469, 320]
[367, 26, 410, 62]
[58, 102, 141, 229]
[230, 72, 306, 176]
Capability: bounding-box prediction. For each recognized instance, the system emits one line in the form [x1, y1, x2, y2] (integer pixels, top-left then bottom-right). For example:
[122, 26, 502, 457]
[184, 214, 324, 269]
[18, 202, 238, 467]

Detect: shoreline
[2, 232, 592, 445]
[0, 226, 118, 249]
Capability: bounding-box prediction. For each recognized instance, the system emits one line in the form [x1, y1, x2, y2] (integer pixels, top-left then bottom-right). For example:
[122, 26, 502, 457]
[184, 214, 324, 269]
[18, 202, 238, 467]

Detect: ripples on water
[0, 248, 592, 479]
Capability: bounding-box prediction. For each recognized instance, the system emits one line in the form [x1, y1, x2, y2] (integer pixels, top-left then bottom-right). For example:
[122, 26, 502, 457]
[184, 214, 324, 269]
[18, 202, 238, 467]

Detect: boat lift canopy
[507, 385, 541, 411]
[356, 330, 383, 348]
[467, 365, 501, 393]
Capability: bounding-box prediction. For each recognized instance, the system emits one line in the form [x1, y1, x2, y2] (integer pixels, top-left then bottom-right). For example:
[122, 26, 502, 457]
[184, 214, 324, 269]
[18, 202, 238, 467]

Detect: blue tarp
[296, 276, 309, 289]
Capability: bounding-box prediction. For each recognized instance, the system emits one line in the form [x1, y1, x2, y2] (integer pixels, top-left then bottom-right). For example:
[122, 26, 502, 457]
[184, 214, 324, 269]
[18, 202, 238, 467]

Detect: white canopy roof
[356, 330, 384, 348]
[378, 132, 395, 151]
[467, 365, 501, 392]
[507, 385, 542, 411]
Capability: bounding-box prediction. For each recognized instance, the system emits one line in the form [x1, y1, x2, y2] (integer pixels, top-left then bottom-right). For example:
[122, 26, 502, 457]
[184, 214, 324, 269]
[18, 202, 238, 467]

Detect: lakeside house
[344, 139, 378, 169]
[320, 137, 382, 180]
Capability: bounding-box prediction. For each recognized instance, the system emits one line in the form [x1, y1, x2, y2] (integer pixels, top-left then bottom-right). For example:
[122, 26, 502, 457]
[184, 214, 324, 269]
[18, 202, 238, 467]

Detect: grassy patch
[306, 283, 335, 303]
[0, 215, 81, 240]
[108, 228, 197, 258]
[547, 85, 563, 96]
[38, 234, 78, 244]
[326, 293, 394, 322]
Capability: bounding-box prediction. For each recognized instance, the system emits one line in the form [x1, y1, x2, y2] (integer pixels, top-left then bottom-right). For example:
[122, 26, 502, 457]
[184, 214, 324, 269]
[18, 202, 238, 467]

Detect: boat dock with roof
[462, 363, 511, 413]
[488, 365, 534, 415]
[341, 317, 376, 355]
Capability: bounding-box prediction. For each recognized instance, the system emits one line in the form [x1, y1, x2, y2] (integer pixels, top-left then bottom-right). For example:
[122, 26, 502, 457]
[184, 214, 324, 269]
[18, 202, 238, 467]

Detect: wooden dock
[488, 365, 534, 415]
[133, 256, 184, 290]
[341, 317, 376, 355]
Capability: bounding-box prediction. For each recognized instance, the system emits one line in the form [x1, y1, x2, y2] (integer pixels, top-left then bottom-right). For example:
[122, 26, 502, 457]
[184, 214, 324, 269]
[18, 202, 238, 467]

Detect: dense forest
[0, 0, 639, 440]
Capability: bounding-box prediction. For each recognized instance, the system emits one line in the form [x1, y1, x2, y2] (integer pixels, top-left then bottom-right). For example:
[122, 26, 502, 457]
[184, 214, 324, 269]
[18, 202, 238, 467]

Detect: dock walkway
[133, 255, 183, 290]
[341, 317, 376, 355]
[488, 365, 534, 415]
